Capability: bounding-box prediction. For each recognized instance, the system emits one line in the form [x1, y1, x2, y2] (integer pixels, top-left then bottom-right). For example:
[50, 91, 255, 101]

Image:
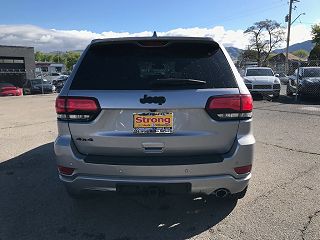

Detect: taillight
[57, 165, 75, 175]
[205, 94, 253, 121]
[55, 96, 100, 121]
[234, 165, 252, 174]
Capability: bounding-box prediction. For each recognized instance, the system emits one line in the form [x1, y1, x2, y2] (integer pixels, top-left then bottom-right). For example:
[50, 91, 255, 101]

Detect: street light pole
[285, 0, 294, 75]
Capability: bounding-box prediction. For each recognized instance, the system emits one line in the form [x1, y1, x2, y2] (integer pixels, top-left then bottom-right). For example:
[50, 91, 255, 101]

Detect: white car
[243, 67, 281, 99]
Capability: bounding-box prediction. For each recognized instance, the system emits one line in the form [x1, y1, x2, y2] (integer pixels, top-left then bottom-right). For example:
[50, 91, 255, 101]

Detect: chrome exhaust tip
[213, 188, 230, 198]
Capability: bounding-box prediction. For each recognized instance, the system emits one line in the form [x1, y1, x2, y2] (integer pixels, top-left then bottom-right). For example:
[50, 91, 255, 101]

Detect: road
[0, 92, 320, 240]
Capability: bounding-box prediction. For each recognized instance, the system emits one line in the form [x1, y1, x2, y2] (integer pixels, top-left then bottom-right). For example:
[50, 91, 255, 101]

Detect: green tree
[292, 49, 309, 59]
[34, 51, 54, 62]
[51, 53, 63, 63]
[238, 48, 258, 65]
[63, 52, 81, 70]
[34, 51, 81, 70]
[244, 19, 285, 66]
[309, 45, 320, 61]
[311, 24, 320, 45]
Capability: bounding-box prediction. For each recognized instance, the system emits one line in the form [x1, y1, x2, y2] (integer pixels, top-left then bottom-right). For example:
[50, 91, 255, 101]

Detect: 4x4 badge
[140, 95, 166, 105]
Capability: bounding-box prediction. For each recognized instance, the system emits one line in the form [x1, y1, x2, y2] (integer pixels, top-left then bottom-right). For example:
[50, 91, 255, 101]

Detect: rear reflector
[206, 94, 253, 120]
[57, 165, 75, 175]
[234, 165, 252, 174]
[55, 96, 100, 121]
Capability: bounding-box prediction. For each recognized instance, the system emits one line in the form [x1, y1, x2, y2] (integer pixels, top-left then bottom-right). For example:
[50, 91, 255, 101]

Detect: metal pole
[295, 62, 300, 102]
[41, 70, 44, 95]
[285, 0, 293, 75]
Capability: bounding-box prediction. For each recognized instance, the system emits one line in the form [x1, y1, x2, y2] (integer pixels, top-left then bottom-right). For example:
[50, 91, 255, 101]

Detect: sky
[0, 0, 319, 52]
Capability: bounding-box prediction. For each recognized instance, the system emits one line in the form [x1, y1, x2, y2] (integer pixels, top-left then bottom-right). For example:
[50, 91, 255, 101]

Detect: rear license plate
[133, 112, 173, 134]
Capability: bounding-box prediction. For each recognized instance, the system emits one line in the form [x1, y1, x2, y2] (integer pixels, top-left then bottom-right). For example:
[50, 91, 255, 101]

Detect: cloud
[288, 24, 313, 46]
[0, 24, 313, 52]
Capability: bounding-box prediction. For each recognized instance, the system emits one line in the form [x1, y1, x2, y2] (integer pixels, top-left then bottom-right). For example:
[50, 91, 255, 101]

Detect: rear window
[246, 68, 274, 76]
[303, 68, 320, 77]
[71, 42, 237, 90]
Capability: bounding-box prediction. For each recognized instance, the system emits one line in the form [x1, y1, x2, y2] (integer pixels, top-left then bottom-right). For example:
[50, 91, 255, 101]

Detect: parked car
[55, 78, 68, 93]
[52, 75, 68, 86]
[23, 79, 55, 95]
[277, 72, 290, 85]
[287, 67, 320, 98]
[243, 67, 281, 99]
[0, 82, 22, 96]
[46, 72, 63, 82]
[54, 36, 254, 200]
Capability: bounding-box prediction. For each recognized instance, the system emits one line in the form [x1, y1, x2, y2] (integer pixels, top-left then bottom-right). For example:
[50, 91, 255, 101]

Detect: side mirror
[275, 74, 279, 77]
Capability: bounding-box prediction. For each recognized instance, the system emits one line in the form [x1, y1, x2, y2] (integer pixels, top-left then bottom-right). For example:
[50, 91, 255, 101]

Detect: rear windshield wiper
[151, 78, 207, 86]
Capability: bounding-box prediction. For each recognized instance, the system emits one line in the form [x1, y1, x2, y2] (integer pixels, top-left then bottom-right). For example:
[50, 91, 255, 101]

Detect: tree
[311, 24, 320, 45]
[63, 52, 81, 70]
[309, 45, 320, 61]
[292, 49, 309, 59]
[34, 51, 81, 70]
[244, 19, 285, 66]
[309, 24, 320, 61]
[34, 51, 53, 62]
[238, 48, 258, 67]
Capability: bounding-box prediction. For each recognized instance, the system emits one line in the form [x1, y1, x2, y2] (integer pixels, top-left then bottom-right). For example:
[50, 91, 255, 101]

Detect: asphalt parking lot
[1, 91, 320, 240]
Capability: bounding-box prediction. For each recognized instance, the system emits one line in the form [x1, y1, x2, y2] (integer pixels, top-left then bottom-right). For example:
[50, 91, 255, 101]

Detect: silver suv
[54, 37, 255, 199]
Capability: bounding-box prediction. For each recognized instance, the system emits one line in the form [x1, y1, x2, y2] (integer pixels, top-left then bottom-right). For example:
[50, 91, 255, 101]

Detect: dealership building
[0, 45, 35, 87]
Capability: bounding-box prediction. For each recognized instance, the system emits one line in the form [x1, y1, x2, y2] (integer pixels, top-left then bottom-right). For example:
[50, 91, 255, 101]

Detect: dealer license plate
[133, 112, 173, 134]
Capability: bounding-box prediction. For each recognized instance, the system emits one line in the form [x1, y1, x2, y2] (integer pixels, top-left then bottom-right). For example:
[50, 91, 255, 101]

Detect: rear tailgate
[64, 39, 242, 157]
[67, 89, 240, 156]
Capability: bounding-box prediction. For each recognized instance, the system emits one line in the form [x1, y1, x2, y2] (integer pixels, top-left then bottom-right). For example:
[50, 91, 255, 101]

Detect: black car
[23, 79, 55, 95]
[287, 67, 320, 98]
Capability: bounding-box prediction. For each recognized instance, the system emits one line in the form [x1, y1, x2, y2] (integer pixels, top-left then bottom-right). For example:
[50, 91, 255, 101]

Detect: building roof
[269, 52, 307, 62]
[0, 45, 34, 49]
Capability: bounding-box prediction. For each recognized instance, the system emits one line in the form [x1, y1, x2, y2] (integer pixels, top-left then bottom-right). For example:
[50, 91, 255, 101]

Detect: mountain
[274, 40, 315, 53]
[225, 47, 242, 61]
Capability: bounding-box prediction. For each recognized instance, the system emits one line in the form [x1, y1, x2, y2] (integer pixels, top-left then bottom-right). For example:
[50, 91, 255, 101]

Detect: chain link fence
[238, 60, 320, 101]
[266, 60, 320, 100]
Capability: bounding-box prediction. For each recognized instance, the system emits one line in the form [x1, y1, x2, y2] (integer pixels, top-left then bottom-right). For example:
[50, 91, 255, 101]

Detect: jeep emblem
[140, 95, 166, 105]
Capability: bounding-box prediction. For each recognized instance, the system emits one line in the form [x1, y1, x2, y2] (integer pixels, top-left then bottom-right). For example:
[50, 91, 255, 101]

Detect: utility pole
[285, 0, 300, 74]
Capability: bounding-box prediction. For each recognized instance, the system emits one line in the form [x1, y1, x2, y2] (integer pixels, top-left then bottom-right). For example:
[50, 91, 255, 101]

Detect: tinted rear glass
[71, 42, 237, 90]
[246, 68, 274, 76]
[303, 68, 320, 77]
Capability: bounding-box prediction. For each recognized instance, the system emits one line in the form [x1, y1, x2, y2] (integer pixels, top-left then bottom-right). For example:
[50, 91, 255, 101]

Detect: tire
[286, 86, 293, 96]
[297, 93, 305, 101]
[273, 93, 280, 99]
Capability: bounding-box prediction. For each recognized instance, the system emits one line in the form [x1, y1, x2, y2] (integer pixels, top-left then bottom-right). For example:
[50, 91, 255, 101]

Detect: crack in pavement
[257, 141, 320, 156]
[250, 141, 320, 205]
[0, 120, 56, 130]
[300, 210, 320, 240]
[249, 165, 318, 205]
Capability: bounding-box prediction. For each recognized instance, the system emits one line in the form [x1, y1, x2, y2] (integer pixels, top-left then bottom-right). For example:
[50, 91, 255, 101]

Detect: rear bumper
[54, 134, 255, 195]
[61, 173, 251, 195]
